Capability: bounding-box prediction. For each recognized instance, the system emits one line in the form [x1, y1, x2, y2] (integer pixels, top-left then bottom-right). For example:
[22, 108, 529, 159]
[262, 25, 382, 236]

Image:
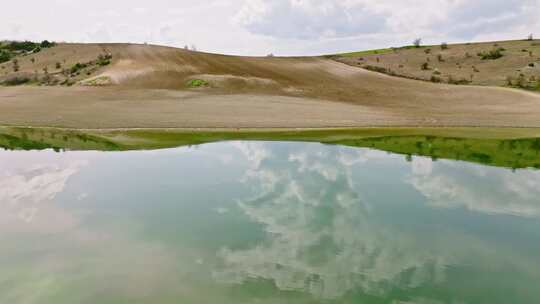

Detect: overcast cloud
[1, 0, 539, 56]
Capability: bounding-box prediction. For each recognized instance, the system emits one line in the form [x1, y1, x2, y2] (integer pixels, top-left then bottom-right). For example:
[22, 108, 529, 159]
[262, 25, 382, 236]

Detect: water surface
[1, 141, 539, 303]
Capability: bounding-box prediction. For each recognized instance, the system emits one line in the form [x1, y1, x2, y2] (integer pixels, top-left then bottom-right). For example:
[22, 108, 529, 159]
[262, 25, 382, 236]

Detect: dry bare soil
[1, 42, 540, 129]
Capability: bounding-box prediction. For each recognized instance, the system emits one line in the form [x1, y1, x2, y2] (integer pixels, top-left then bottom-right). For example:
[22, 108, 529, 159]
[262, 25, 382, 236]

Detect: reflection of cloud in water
[0, 159, 87, 224]
[215, 143, 449, 299]
[409, 157, 540, 218]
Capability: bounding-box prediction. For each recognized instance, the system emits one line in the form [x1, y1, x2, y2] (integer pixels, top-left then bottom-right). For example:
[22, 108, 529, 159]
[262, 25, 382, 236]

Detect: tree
[441, 42, 448, 50]
[527, 34, 534, 41]
[413, 38, 422, 48]
[40, 40, 54, 48]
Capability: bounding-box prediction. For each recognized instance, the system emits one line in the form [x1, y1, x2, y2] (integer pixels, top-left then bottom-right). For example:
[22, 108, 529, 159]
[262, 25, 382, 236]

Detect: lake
[1, 140, 539, 303]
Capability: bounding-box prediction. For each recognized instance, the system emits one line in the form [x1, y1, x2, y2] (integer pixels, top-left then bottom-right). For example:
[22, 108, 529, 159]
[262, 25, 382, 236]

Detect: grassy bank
[1, 127, 540, 169]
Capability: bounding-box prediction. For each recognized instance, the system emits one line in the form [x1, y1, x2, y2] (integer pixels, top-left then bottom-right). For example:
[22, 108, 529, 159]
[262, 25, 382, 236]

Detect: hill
[333, 39, 540, 90]
[0, 41, 540, 129]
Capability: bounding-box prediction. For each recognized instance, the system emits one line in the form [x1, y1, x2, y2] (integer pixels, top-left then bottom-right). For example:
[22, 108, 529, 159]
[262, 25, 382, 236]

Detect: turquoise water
[1, 141, 539, 303]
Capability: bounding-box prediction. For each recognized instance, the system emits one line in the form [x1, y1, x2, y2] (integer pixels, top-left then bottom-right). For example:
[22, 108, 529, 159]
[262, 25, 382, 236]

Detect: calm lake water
[1, 141, 539, 304]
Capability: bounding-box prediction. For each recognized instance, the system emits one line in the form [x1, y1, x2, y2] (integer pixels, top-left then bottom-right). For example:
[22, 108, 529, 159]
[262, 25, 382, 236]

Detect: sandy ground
[1, 85, 540, 129]
[1, 43, 540, 129]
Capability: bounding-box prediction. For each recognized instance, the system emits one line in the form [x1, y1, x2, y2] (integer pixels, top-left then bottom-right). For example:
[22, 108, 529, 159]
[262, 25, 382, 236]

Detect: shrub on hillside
[477, 48, 504, 60]
[40, 40, 55, 48]
[441, 42, 448, 50]
[0, 50, 10, 63]
[2, 76, 30, 86]
[364, 65, 388, 74]
[70, 62, 87, 74]
[2, 41, 39, 52]
[97, 53, 113, 66]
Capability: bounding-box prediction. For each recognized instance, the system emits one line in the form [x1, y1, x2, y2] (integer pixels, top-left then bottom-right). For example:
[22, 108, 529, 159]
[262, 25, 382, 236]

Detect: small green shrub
[187, 79, 209, 88]
[421, 62, 430, 70]
[430, 76, 441, 83]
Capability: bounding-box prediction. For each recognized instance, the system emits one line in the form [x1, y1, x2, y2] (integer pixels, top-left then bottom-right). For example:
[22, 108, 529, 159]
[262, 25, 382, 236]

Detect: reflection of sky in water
[1, 142, 539, 303]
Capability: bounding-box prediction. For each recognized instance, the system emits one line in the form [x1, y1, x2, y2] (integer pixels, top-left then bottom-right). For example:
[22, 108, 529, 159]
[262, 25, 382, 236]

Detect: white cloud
[234, 0, 388, 39]
[1, 0, 538, 56]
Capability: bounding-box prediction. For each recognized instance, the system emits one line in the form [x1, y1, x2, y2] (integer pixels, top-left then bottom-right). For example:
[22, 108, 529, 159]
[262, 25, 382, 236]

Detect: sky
[1, 0, 539, 56]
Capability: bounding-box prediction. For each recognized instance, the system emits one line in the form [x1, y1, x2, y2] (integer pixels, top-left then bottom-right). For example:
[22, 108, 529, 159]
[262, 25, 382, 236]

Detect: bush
[441, 42, 448, 50]
[55, 62, 62, 69]
[421, 62, 430, 70]
[430, 76, 441, 83]
[3, 41, 39, 52]
[2, 76, 30, 86]
[97, 53, 113, 66]
[478, 48, 504, 60]
[186, 79, 209, 88]
[364, 65, 388, 74]
[70, 62, 87, 74]
[527, 34, 534, 41]
[12, 59, 19, 72]
[413, 38, 422, 48]
[40, 40, 55, 48]
[448, 75, 470, 85]
[0, 50, 11, 63]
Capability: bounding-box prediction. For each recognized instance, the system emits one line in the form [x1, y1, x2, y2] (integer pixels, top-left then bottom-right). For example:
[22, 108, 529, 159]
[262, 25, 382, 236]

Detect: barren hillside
[0, 42, 540, 129]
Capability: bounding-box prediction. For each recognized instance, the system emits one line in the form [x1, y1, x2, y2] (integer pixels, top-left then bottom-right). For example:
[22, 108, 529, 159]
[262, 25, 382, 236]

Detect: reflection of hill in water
[337, 136, 540, 170]
[2, 127, 540, 170]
